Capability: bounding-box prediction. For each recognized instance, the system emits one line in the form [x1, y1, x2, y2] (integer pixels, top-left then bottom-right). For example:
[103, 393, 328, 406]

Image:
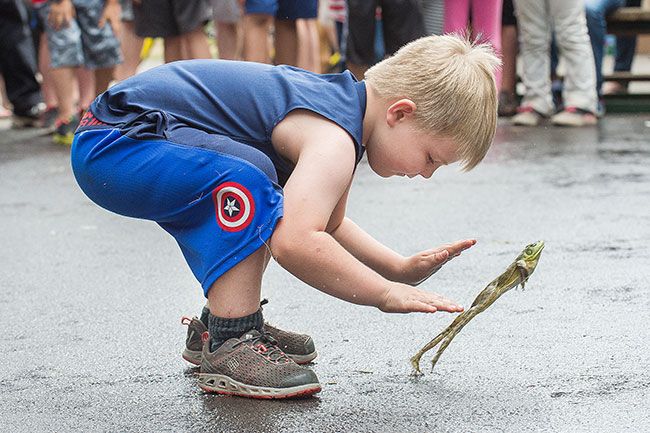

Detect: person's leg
[470, 0, 502, 89]
[76, 67, 95, 110]
[72, 125, 319, 398]
[216, 22, 242, 60]
[421, 0, 445, 36]
[274, 19, 298, 65]
[163, 36, 184, 62]
[0, 0, 43, 124]
[38, 33, 58, 109]
[345, 0, 376, 79]
[212, 0, 243, 60]
[49, 68, 77, 119]
[498, 0, 518, 116]
[207, 246, 269, 319]
[513, 0, 554, 116]
[551, 0, 598, 114]
[296, 18, 320, 72]
[443, 0, 469, 33]
[93, 67, 113, 95]
[182, 26, 212, 59]
[114, 20, 143, 80]
[114, 0, 143, 80]
[170, 0, 212, 59]
[243, 14, 273, 62]
[380, 0, 425, 58]
[584, 0, 625, 96]
[613, 34, 636, 72]
[44, 5, 82, 124]
[76, 0, 121, 96]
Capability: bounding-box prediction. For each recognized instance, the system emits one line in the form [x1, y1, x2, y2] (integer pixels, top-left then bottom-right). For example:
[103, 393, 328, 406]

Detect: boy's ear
[386, 99, 417, 126]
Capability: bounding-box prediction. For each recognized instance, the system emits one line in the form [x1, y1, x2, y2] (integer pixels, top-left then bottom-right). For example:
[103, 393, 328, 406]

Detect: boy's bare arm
[330, 217, 476, 285]
[269, 118, 462, 313]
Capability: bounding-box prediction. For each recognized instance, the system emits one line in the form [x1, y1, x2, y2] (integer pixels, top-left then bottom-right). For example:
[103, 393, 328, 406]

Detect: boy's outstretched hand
[379, 284, 464, 314]
[398, 239, 477, 285]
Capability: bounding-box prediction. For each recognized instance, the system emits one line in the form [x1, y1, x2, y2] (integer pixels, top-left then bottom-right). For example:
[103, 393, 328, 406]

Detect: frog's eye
[525, 248, 533, 255]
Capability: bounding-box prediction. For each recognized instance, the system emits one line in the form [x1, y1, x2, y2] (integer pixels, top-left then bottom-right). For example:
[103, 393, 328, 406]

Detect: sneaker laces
[235, 331, 290, 363]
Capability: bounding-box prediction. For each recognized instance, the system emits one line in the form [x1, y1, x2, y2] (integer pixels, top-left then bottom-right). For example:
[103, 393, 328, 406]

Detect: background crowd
[0, 0, 644, 146]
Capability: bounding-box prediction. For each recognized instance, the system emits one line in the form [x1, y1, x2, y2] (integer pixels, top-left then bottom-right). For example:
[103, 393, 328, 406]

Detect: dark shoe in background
[40, 106, 59, 133]
[53, 114, 79, 146]
[11, 102, 45, 128]
[498, 91, 518, 117]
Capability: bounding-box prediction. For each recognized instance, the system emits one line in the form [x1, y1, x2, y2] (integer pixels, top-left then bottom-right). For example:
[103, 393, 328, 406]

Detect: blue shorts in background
[245, 0, 318, 19]
[71, 123, 284, 296]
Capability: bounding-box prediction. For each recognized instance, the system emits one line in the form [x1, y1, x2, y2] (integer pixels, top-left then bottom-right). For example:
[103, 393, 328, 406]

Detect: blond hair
[364, 34, 501, 170]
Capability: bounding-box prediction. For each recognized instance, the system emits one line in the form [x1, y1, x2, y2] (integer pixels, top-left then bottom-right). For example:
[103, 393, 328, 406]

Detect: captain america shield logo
[212, 182, 255, 232]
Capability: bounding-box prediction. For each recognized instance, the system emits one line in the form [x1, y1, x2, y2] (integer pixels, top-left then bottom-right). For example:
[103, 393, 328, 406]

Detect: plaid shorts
[40, 0, 122, 69]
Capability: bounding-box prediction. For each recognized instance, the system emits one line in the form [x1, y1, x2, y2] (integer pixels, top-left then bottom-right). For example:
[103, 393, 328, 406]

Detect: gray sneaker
[181, 316, 207, 365]
[511, 106, 544, 126]
[197, 330, 321, 399]
[263, 322, 317, 364]
[181, 310, 317, 365]
[551, 107, 597, 127]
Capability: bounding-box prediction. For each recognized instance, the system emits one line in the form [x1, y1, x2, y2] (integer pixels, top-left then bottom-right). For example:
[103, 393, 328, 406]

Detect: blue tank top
[89, 60, 367, 185]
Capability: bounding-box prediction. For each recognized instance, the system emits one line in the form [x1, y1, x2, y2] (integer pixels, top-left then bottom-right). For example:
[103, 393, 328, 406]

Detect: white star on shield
[223, 197, 239, 217]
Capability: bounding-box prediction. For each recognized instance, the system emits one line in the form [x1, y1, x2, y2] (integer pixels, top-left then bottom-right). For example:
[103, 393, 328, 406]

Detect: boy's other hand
[399, 239, 477, 285]
[379, 283, 463, 314]
[48, 0, 75, 31]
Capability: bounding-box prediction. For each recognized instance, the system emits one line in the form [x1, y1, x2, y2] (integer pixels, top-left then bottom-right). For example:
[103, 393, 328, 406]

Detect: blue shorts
[71, 117, 284, 296]
[245, 0, 318, 19]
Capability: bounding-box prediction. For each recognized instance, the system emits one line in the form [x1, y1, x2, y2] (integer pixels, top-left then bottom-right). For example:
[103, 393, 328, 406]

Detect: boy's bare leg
[274, 19, 297, 66]
[183, 26, 212, 59]
[206, 246, 270, 318]
[243, 14, 272, 63]
[216, 22, 241, 60]
[205, 246, 270, 314]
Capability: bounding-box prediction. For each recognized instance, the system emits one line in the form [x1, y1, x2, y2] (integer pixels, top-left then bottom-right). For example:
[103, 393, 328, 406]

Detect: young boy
[70, 34, 499, 399]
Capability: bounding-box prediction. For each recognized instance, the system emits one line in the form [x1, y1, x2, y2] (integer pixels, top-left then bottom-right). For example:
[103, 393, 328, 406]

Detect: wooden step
[603, 72, 650, 83]
[606, 7, 650, 34]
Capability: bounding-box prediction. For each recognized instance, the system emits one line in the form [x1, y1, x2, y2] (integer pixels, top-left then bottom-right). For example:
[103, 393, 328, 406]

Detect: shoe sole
[551, 120, 597, 127]
[183, 348, 318, 366]
[198, 373, 321, 399]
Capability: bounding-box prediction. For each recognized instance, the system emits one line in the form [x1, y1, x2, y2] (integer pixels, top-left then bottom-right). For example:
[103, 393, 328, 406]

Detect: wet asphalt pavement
[1, 115, 649, 432]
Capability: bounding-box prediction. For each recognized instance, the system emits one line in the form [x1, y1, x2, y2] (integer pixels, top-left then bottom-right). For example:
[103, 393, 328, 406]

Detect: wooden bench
[606, 7, 650, 36]
[605, 7, 650, 87]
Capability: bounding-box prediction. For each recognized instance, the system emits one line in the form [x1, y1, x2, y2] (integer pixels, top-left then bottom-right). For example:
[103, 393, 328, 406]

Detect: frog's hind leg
[410, 328, 449, 374]
[430, 310, 479, 370]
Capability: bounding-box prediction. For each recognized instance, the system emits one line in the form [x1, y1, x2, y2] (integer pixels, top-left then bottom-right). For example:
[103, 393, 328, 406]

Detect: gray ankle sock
[208, 309, 264, 351]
